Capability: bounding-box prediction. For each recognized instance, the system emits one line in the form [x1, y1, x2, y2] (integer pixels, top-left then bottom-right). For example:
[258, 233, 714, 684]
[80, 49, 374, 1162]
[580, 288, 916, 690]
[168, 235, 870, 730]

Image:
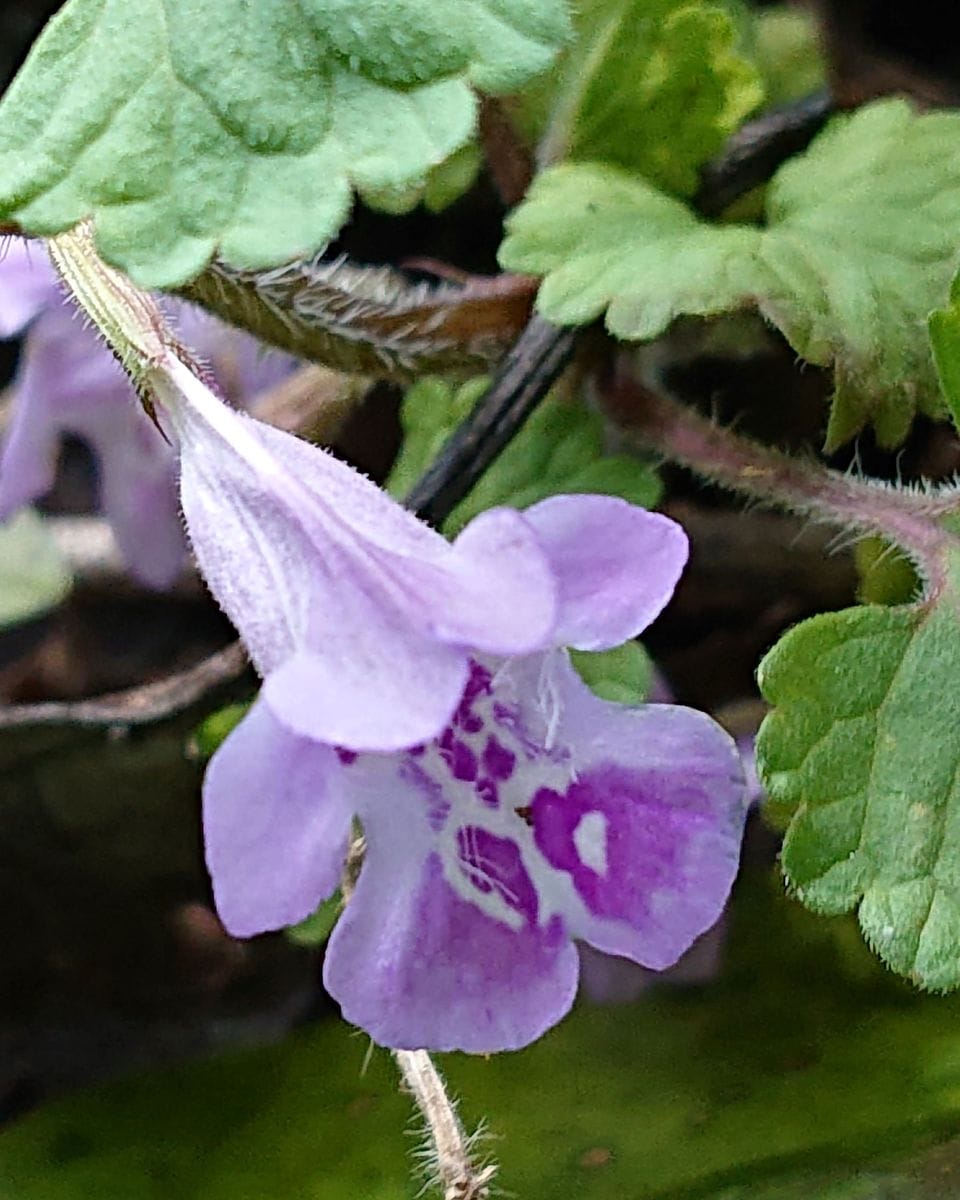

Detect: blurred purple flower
[202, 491, 748, 1051]
[578, 920, 728, 1004]
[0, 239, 296, 588]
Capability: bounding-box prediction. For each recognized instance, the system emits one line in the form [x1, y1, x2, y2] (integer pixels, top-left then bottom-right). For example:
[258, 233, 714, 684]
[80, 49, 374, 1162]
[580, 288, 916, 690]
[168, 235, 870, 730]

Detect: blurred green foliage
[388, 376, 661, 536]
[0, 510, 72, 630]
[4, 867, 960, 1198]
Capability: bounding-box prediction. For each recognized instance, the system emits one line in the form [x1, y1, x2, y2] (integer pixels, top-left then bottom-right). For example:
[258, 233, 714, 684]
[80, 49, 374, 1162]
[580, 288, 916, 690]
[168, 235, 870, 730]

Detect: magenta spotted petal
[205, 645, 747, 1052]
[326, 845, 578, 1052]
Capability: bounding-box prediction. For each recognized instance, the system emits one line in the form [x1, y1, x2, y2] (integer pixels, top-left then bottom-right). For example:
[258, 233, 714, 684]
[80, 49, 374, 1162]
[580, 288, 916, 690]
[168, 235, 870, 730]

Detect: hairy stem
[611, 373, 957, 592]
[394, 1049, 496, 1200]
[408, 91, 842, 527]
[178, 256, 535, 380]
[338, 847, 494, 1200]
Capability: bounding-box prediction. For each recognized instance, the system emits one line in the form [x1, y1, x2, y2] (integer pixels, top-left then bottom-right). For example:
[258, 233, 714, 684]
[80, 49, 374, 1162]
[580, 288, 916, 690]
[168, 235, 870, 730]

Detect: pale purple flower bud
[0, 240, 296, 589]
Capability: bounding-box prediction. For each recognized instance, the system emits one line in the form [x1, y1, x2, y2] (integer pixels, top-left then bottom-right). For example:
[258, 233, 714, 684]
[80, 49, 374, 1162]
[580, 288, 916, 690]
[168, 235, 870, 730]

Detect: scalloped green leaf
[387, 376, 661, 535]
[501, 99, 960, 448]
[757, 551, 960, 991]
[538, 0, 763, 195]
[0, 0, 570, 287]
[752, 4, 827, 105]
[285, 892, 342, 946]
[929, 265, 960, 434]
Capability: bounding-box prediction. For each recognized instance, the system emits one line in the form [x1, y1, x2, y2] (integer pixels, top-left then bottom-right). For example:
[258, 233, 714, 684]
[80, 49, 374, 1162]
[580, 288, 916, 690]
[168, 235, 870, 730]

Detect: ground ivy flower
[38, 227, 746, 1051]
[155, 353, 584, 751]
[0, 239, 295, 588]
[204, 495, 747, 1052]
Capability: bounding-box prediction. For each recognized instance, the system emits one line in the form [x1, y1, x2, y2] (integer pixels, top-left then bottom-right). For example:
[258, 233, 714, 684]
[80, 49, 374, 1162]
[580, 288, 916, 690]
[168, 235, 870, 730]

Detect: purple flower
[0, 239, 296, 588]
[202, 492, 748, 1051]
[155, 355, 587, 752]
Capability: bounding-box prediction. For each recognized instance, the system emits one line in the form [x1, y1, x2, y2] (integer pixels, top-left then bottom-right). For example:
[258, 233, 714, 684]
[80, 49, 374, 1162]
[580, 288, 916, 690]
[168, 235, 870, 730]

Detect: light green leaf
[388, 376, 661, 536]
[423, 143, 482, 213]
[501, 99, 960, 448]
[570, 641, 653, 704]
[855, 537, 919, 608]
[929, 266, 960, 434]
[0, 0, 570, 287]
[752, 4, 827, 105]
[191, 701, 252, 759]
[757, 549, 960, 991]
[539, 0, 763, 195]
[0, 509, 72, 629]
[285, 892, 342, 947]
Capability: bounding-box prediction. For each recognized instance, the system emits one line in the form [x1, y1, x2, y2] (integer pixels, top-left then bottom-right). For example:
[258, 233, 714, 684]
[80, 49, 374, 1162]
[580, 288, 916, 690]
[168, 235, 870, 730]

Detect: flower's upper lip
[163, 355, 561, 748]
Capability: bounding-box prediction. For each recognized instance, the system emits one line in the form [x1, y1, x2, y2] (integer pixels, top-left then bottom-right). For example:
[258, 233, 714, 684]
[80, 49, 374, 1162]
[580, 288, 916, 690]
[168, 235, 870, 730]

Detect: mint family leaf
[539, 0, 762, 196]
[501, 100, 960, 448]
[285, 892, 341, 947]
[757, 549, 960, 991]
[0, 509, 72, 629]
[387, 375, 662, 535]
[752, 5, 827, 105]
[0, 0, 570, 287]
[569, 641, 653, 705]
[192, 701, 252, 760]
[929, 267, 960, 435]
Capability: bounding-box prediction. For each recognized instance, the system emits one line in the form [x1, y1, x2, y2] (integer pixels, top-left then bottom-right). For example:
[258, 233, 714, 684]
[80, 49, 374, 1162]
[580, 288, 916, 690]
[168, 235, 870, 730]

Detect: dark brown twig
[693, 90, 835, 217]
[404, 315, 576, 524]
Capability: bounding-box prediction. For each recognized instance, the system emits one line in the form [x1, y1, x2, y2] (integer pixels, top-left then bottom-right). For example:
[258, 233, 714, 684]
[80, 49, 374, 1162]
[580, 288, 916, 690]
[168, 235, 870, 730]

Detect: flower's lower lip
[204, 646, 746, 1051]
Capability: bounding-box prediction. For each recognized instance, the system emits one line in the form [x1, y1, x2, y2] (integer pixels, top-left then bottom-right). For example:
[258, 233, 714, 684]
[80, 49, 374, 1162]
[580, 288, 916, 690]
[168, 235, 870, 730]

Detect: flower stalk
[395, 1049, 496, 1200]
[46, 221, 177, 392]
[342, 848, 495, 1200]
